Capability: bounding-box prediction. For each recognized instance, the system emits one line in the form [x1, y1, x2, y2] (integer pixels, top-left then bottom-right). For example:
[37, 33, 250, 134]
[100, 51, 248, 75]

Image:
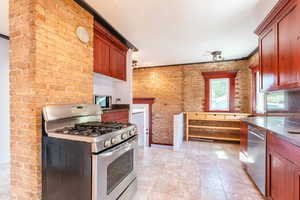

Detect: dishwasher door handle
[249, 131, 265, 141]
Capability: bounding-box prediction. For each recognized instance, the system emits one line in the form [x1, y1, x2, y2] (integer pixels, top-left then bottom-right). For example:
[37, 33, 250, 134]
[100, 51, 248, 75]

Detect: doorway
[0, 36, 10, 199]
[132, 98, 155, 147]
[132, 105, 149, 146]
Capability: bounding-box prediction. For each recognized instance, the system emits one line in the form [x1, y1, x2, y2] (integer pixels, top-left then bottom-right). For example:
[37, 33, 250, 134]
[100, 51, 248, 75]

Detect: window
[255, 71, 265, 113]
[266, 91, 287, 111]
[251, 65, 265, 114]
[210, 78, 230, 111]
[202, 71, 237, 112]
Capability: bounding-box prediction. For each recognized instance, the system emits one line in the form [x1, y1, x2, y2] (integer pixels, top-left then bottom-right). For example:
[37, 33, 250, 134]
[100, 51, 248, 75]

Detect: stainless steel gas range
[42, 104, 138, 200]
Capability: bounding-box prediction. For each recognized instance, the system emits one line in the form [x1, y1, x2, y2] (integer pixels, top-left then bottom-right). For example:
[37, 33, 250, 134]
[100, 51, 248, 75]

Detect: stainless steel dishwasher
[246, 125, 266, 196]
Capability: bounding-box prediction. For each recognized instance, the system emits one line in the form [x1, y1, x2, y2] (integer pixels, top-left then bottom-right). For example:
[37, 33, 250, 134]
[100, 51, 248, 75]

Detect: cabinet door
[267, 150, 294, 200]
[277, 1, 300, 89]
[294, 168, 300, 200]
[102, 111, 129, 123]
[94, 32, 110, 76]
[260, 25, 277, 91]
[110, 46, 126, 81]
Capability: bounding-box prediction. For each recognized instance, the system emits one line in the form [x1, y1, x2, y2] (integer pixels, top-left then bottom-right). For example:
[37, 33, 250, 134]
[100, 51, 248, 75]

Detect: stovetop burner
[55, 121, 132, 137]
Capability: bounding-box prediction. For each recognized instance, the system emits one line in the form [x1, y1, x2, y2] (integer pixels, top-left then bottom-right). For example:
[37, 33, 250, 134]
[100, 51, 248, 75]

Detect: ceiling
[1, 0, 278, 67]
[85, 0, 278, 67]
[0, 0, 8, 36]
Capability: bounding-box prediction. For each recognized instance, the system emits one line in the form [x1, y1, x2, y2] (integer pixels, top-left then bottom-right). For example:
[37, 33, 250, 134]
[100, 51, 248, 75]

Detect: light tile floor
[0, 163, 10, 200]
[0, 141, 264, 200]
[133, 141, 265, 200]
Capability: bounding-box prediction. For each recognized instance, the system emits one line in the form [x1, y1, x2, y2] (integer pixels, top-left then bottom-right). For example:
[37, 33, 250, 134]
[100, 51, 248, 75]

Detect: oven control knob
[129, 130, 135, 136]
[111, 137, 117, 144]
[121, 133, 128, 139]
[104, 140, 111, 147]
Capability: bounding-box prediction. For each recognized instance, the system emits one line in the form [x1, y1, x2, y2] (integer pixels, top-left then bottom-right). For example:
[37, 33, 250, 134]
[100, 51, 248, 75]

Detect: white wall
[173, 113, 184, 151]
[132, 111, 145, 146]
[0, 37, 10, 164]
[132, 104, 149, 146]
[93, 49, 133, 119]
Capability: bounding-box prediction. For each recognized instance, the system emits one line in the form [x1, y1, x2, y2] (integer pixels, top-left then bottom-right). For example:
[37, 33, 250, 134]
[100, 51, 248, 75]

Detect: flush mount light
[76, 26, 90, 44]
[211, 51, 224, 61]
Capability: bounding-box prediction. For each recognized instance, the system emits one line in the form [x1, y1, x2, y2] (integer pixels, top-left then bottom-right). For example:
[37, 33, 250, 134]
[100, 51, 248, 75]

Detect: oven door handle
[99, 139, 137, 158]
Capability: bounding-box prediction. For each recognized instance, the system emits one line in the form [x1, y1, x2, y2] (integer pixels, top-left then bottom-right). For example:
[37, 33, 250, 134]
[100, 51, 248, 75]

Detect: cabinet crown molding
[255, 0, 291, 35]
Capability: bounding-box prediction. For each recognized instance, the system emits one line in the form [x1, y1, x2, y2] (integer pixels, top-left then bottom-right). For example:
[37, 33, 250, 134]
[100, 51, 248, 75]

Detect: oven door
[92, 136, 137, 200]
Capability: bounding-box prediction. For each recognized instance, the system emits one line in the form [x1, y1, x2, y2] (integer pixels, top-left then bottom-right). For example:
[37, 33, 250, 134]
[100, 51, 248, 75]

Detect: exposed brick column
[9, 0, 94, 199]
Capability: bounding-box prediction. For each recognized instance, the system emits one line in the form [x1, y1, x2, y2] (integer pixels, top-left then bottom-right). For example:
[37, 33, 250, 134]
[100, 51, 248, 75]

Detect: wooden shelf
[189, 125, 240, 130]
[185, 112, 251, 142]
[189, 118, 241, 122]
[189, 135, 240, 142]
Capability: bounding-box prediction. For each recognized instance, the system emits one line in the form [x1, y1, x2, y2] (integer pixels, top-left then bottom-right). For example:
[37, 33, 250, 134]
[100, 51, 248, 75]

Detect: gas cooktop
[55, 121, 133, 137]
[43, 104, 137, 152]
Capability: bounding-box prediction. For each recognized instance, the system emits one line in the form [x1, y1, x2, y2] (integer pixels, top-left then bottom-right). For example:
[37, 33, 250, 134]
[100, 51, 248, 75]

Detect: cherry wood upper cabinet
[256, 0, 300, 91]
[259, 26, 277, 91]
[277, 1, 300, 89]
[94, 22, 128, 81]
[94, 34, 110, 76]
[110, 46, 127, 81]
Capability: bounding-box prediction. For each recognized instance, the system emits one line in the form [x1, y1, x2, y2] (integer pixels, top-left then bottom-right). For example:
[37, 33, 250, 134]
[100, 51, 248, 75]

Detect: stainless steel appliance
[246, 125, 266, 196]
[42, 104, 138, 200]
[94, 95, 112, 110]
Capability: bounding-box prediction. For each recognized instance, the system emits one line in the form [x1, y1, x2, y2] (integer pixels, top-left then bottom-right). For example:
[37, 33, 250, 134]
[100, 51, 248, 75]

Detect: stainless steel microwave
[94, 95, 112, 110]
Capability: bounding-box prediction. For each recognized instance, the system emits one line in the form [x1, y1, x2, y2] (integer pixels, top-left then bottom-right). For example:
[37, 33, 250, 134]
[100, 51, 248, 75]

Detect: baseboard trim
[151, 142, 173, 146]
[151, 144, 173, 149]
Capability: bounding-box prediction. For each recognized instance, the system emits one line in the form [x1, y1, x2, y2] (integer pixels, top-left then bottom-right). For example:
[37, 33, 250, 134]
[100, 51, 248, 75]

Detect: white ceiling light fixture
[132, 51, 139, 68]
[76, 26, 90, 44]
[210, 51, 224, 62]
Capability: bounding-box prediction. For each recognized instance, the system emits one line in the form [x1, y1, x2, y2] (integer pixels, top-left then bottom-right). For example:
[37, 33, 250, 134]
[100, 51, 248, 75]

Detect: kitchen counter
[102, 104, 129, 113]
[103, 108, 129, 113]
[242, 116, 300, 147]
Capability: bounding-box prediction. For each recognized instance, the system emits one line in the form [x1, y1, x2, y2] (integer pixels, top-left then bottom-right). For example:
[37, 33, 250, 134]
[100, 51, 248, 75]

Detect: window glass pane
[256, 72, 265, 113]
[210, 78, 229, 111]
[266, 91, 287, 111]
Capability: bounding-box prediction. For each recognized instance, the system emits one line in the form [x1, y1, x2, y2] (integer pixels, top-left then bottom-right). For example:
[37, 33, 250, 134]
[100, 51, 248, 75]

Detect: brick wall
[183, 60, 251, 112]
[248, 52, 259, 67]
[9, 0, 94, 199]
[133, 67, 184, 144]
[133, 59, 253, 145]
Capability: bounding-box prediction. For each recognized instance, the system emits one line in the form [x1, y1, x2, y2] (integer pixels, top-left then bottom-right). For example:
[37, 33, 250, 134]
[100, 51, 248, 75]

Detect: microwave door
[95, 96, 112, 110]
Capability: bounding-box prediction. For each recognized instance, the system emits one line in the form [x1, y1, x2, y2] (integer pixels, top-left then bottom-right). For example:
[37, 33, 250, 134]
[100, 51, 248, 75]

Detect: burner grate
[55, 121, 131, 137]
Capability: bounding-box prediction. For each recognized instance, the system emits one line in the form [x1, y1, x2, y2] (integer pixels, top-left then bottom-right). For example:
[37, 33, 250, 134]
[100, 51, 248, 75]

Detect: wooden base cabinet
[267, 132, 300, 200]
[102, 110, 129, 123]
[267, 150, 294, 200]
[294, 169, 300, 200]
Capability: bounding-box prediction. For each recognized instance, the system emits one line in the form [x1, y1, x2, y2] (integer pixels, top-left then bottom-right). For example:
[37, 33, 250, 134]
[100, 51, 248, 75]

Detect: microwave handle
[99, 137, 137, 158]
